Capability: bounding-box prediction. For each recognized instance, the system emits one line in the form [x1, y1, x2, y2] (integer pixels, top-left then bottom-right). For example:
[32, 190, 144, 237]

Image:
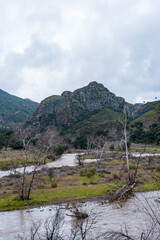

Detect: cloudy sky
[0, 0, 160, 104]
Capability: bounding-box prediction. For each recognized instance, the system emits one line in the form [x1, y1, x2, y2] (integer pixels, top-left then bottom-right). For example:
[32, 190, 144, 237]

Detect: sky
[0, 0, 160, 104]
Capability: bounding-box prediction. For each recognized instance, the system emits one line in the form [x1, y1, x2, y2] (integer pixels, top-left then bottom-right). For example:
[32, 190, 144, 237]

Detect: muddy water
[132, 152, 160, 157]
[0, 153, 79, 178]
[0, 153, 99, 179]
[1, 151, 159, 179]
[0, 191, 160, 240]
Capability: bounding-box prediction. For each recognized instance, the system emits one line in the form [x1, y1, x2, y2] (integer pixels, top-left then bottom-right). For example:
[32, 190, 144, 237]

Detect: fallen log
[65, 203, 88, 220]
[109, 183, 136, 203]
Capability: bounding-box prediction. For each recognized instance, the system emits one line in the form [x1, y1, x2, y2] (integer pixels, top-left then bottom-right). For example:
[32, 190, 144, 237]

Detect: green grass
[134, 181, 160, 192]
[0, 181, 124, 212]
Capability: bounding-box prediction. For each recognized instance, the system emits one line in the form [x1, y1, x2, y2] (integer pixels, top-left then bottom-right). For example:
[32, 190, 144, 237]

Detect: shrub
[109, 144, 114, 151]
[80, 168, 88, 177]
[51, 182, 57, 188]
[113, 173, 119, 179]
[54, 145, 68, 155]
[155, 165, 160, 172]
[73, 135, 87, 149]
[79, 168, 96, 178]
[90, 167, 96, 176]
[123, 141, 131, 151]
[129, 164, 137, 170]
[47, 168, 54, 181]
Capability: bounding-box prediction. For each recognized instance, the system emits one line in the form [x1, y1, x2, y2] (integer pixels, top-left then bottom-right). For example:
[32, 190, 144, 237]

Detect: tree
[19, 130, 40, 200]
[73, 135, 87, 149]
[36, 126, 63, 164]
[0, 133, 3, 150]
[76, 153, 84, 166]
[17, 125, 63, 200]
[118, 106, 131, 183]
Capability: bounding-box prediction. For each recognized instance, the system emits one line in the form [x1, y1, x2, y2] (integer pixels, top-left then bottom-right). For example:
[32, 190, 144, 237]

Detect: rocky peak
[28, 82, 128, 131]
[61, 91, 72, 98]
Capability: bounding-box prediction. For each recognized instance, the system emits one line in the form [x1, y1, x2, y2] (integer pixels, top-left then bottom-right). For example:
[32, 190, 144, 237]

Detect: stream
[1, 152, 160, 179]
[0, 153, 98, 179]
[0, 191, 160, 239]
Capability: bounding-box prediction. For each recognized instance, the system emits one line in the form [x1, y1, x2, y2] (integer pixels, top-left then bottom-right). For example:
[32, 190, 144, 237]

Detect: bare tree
[17, 127, 40, 200]
[86, 136, 95, 154]
[37, 127, 63, 164]
[16, 126, 62, 200]
[118, 105, 131, 183]
[43, 209, 64, 240]
[76, 153, 84, 166]
[70, 214, 96, 240]
[91, 136, 107, 164]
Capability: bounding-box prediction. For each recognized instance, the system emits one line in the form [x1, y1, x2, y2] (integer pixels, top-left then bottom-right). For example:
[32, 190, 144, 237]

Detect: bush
[73, 135, 87, 149]
[113, 173, 119, 179]
[47, 168, 54, 181]
[54, 145, 68, 155]
[10, 138, 23, 150]
[109, 144, 114, 151]
[155, 165, 160, 172]
[129, 164, 137, 170]
[90, 167, 96, 176]
[123, 141, 131, 151]
[79, 168, 96, 178]
[51, 182, 57, 188]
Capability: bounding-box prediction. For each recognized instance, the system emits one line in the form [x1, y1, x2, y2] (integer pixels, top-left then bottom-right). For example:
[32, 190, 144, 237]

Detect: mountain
[0, 89, 39, 128]
[25, 82, 132, 138]
[24, 82, 160, 145]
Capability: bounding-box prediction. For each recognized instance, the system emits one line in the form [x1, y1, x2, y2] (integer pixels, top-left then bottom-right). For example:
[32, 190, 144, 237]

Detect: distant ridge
[0, 89, 39, 128]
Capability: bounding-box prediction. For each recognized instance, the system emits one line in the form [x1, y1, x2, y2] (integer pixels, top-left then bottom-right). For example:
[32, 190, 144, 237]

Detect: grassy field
[0, 148, 53, 170]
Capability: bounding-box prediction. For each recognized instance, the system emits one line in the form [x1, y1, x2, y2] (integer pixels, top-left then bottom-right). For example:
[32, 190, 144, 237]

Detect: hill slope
[0, 89, 39, 128]
[131, 101, 160, 128]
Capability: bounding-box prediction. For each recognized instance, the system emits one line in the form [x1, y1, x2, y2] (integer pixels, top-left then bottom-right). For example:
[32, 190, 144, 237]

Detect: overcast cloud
[0, 0, 160, 103]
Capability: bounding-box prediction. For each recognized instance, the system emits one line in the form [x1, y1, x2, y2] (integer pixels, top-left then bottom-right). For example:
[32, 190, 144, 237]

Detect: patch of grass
[79, 168, 96, 178]
[134, 181, 160, 192]
[0, 177, 124, 212]
[101, 160, 120, 166]
[83, 154, 96, 159]
[129, 164, 137, 170]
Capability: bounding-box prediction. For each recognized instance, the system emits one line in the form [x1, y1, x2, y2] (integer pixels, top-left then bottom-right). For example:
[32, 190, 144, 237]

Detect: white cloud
[0, 0, 160, 103]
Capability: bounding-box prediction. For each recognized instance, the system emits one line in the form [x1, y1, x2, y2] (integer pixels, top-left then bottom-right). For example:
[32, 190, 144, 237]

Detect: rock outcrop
[28, 82, 127, 131]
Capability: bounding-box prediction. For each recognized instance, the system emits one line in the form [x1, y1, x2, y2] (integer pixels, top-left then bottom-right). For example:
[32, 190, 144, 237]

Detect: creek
[0, 153, 98, 179]
[0, 191, 160, 239]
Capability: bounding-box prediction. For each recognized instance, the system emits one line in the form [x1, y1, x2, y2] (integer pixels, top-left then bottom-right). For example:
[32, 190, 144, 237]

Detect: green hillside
[130, 101, 160, 144]
[61, 107, 124, 137]
[131, 109, 158, 129]
[0, 89, 39, 128]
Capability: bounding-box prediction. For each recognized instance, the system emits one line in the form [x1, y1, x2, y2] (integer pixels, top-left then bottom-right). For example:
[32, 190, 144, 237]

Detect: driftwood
[65, 203, 88, 220]
[109, 183, 136, 203]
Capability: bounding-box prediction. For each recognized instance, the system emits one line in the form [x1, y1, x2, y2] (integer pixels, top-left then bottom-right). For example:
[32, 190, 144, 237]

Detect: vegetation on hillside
[0, 89, 38, 128]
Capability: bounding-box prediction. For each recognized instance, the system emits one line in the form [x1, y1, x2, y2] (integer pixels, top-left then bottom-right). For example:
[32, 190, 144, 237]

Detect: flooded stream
[0, 191, 160, 239]
[0, 153, 98, 179]
[1, 151, 159, 179]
